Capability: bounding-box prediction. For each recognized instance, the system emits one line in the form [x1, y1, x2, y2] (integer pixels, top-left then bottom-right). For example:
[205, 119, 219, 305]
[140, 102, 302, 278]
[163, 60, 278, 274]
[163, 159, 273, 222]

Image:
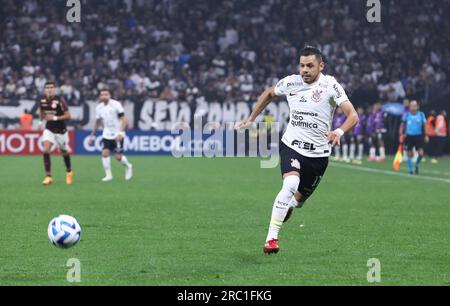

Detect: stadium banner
[0, 130, 75, 155]
[75, 130, 183, 155]
[0, 99, 290, 131]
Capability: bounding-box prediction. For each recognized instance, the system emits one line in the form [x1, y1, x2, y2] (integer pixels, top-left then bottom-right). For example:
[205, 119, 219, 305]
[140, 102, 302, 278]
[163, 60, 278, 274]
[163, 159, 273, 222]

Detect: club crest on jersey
[51, 100, 59, 109]
[311, 90, 322, 103]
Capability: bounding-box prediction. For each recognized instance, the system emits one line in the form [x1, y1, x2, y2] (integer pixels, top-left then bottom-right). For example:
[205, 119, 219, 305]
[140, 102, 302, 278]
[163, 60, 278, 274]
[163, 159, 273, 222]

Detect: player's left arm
[326, 101, 359, 146]
[326, 79, 358, 146]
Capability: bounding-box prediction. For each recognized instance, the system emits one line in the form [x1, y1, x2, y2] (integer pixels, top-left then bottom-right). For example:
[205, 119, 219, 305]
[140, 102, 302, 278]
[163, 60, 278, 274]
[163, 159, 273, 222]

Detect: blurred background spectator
[0, 0, 448, 108]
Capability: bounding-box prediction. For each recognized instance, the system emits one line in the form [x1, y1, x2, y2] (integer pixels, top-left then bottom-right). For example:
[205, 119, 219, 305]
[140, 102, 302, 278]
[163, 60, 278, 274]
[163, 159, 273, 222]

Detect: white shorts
[42, 129, 71, 152]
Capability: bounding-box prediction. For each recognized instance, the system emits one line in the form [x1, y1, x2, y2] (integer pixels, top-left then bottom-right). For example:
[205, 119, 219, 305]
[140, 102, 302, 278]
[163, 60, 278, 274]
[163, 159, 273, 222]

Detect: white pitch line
[420, 169, 450, 176]
[330, 162, 450, 184]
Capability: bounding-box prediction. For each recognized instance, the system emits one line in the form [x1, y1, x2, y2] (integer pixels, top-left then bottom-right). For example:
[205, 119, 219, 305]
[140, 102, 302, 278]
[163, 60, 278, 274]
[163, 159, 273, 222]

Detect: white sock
[335, 146, 341, 159]
[266, 176, 300, 242]
[379, 147, 386, 159]
[102, 157, 112, 177]
[349, 143, 356, 160]
[369, 147, 376, 159]
[120, 155, 131, 167]
[358, 144, 364, 160]
[342, 144, 349, 160]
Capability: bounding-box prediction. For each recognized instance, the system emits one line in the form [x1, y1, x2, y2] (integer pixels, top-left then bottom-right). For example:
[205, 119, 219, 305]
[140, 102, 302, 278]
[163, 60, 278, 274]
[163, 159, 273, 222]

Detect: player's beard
[302, 72, 319, 84]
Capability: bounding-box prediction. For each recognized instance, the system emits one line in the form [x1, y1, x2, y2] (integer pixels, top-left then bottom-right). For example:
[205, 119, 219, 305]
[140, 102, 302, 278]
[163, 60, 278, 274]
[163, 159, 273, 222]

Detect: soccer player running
[237, 47, 359, 254]
[88, 89, 133, 182]
[38, 82, 73, 186]
[399, 100, 428, 175]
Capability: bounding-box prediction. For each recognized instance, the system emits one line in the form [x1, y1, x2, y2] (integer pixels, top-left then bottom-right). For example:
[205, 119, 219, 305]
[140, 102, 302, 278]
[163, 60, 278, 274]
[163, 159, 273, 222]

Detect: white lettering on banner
[154, 101, 168, 130]
[176, 102, 191, 127]
[127, 136, 139, 151]
[1, 99, 289, 131]
[85, 135, 181, 153]
[138, 100, 154, 130]
[167, 101, 178, 130]
[207, 103, 222, 124]
[0, 132, 58, 154]
[24, 133, 40, 152]
[8, 134, 25, 153]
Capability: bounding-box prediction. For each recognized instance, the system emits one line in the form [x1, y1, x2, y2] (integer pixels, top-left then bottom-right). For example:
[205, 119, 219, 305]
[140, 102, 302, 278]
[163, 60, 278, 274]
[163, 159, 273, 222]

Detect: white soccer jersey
[95, 99, 125, 140]
[274, 73, 349, 158]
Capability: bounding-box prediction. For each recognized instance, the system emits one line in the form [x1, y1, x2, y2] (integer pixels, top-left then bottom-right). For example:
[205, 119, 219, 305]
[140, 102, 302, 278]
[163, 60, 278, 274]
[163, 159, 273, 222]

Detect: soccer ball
[48, 215, 81, 248]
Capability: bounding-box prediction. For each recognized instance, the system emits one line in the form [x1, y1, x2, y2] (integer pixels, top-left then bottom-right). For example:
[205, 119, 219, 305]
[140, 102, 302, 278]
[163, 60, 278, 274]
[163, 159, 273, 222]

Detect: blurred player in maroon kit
[38, 82, 73, 185]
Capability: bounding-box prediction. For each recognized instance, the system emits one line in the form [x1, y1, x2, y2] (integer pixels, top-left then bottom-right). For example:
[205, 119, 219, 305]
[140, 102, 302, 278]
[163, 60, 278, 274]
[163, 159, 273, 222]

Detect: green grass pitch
[0, 155, 449, 285]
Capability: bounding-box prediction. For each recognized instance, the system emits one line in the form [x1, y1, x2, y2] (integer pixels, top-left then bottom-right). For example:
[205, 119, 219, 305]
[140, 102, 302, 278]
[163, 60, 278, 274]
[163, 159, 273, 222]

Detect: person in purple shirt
[367, 103, 386, 162]
[332, 108, 349, 161]
[350, 107, 366, 162]
[365, 106, 375, 136]
[374, 103, 386, 162]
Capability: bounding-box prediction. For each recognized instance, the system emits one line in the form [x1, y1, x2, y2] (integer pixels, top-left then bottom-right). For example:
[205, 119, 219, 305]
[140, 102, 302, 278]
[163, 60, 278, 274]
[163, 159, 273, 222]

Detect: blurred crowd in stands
[1, 0, 449, 108]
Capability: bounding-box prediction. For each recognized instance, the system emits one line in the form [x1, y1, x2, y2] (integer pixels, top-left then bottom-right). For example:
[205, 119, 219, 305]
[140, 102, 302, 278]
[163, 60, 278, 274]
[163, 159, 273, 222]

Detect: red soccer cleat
[264, 239, 279, 254]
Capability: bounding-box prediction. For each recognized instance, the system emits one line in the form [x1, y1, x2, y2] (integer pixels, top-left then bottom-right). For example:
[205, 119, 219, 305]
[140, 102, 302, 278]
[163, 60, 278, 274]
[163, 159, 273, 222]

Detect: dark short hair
[300, 46, 324, 62]
[99, 88, 111, 94]
[44, 82, 56, 87]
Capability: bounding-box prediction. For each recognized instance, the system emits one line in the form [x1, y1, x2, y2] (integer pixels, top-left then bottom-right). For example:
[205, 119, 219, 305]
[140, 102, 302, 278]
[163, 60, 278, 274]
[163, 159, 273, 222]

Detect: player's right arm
[236, 86, 277, 129]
